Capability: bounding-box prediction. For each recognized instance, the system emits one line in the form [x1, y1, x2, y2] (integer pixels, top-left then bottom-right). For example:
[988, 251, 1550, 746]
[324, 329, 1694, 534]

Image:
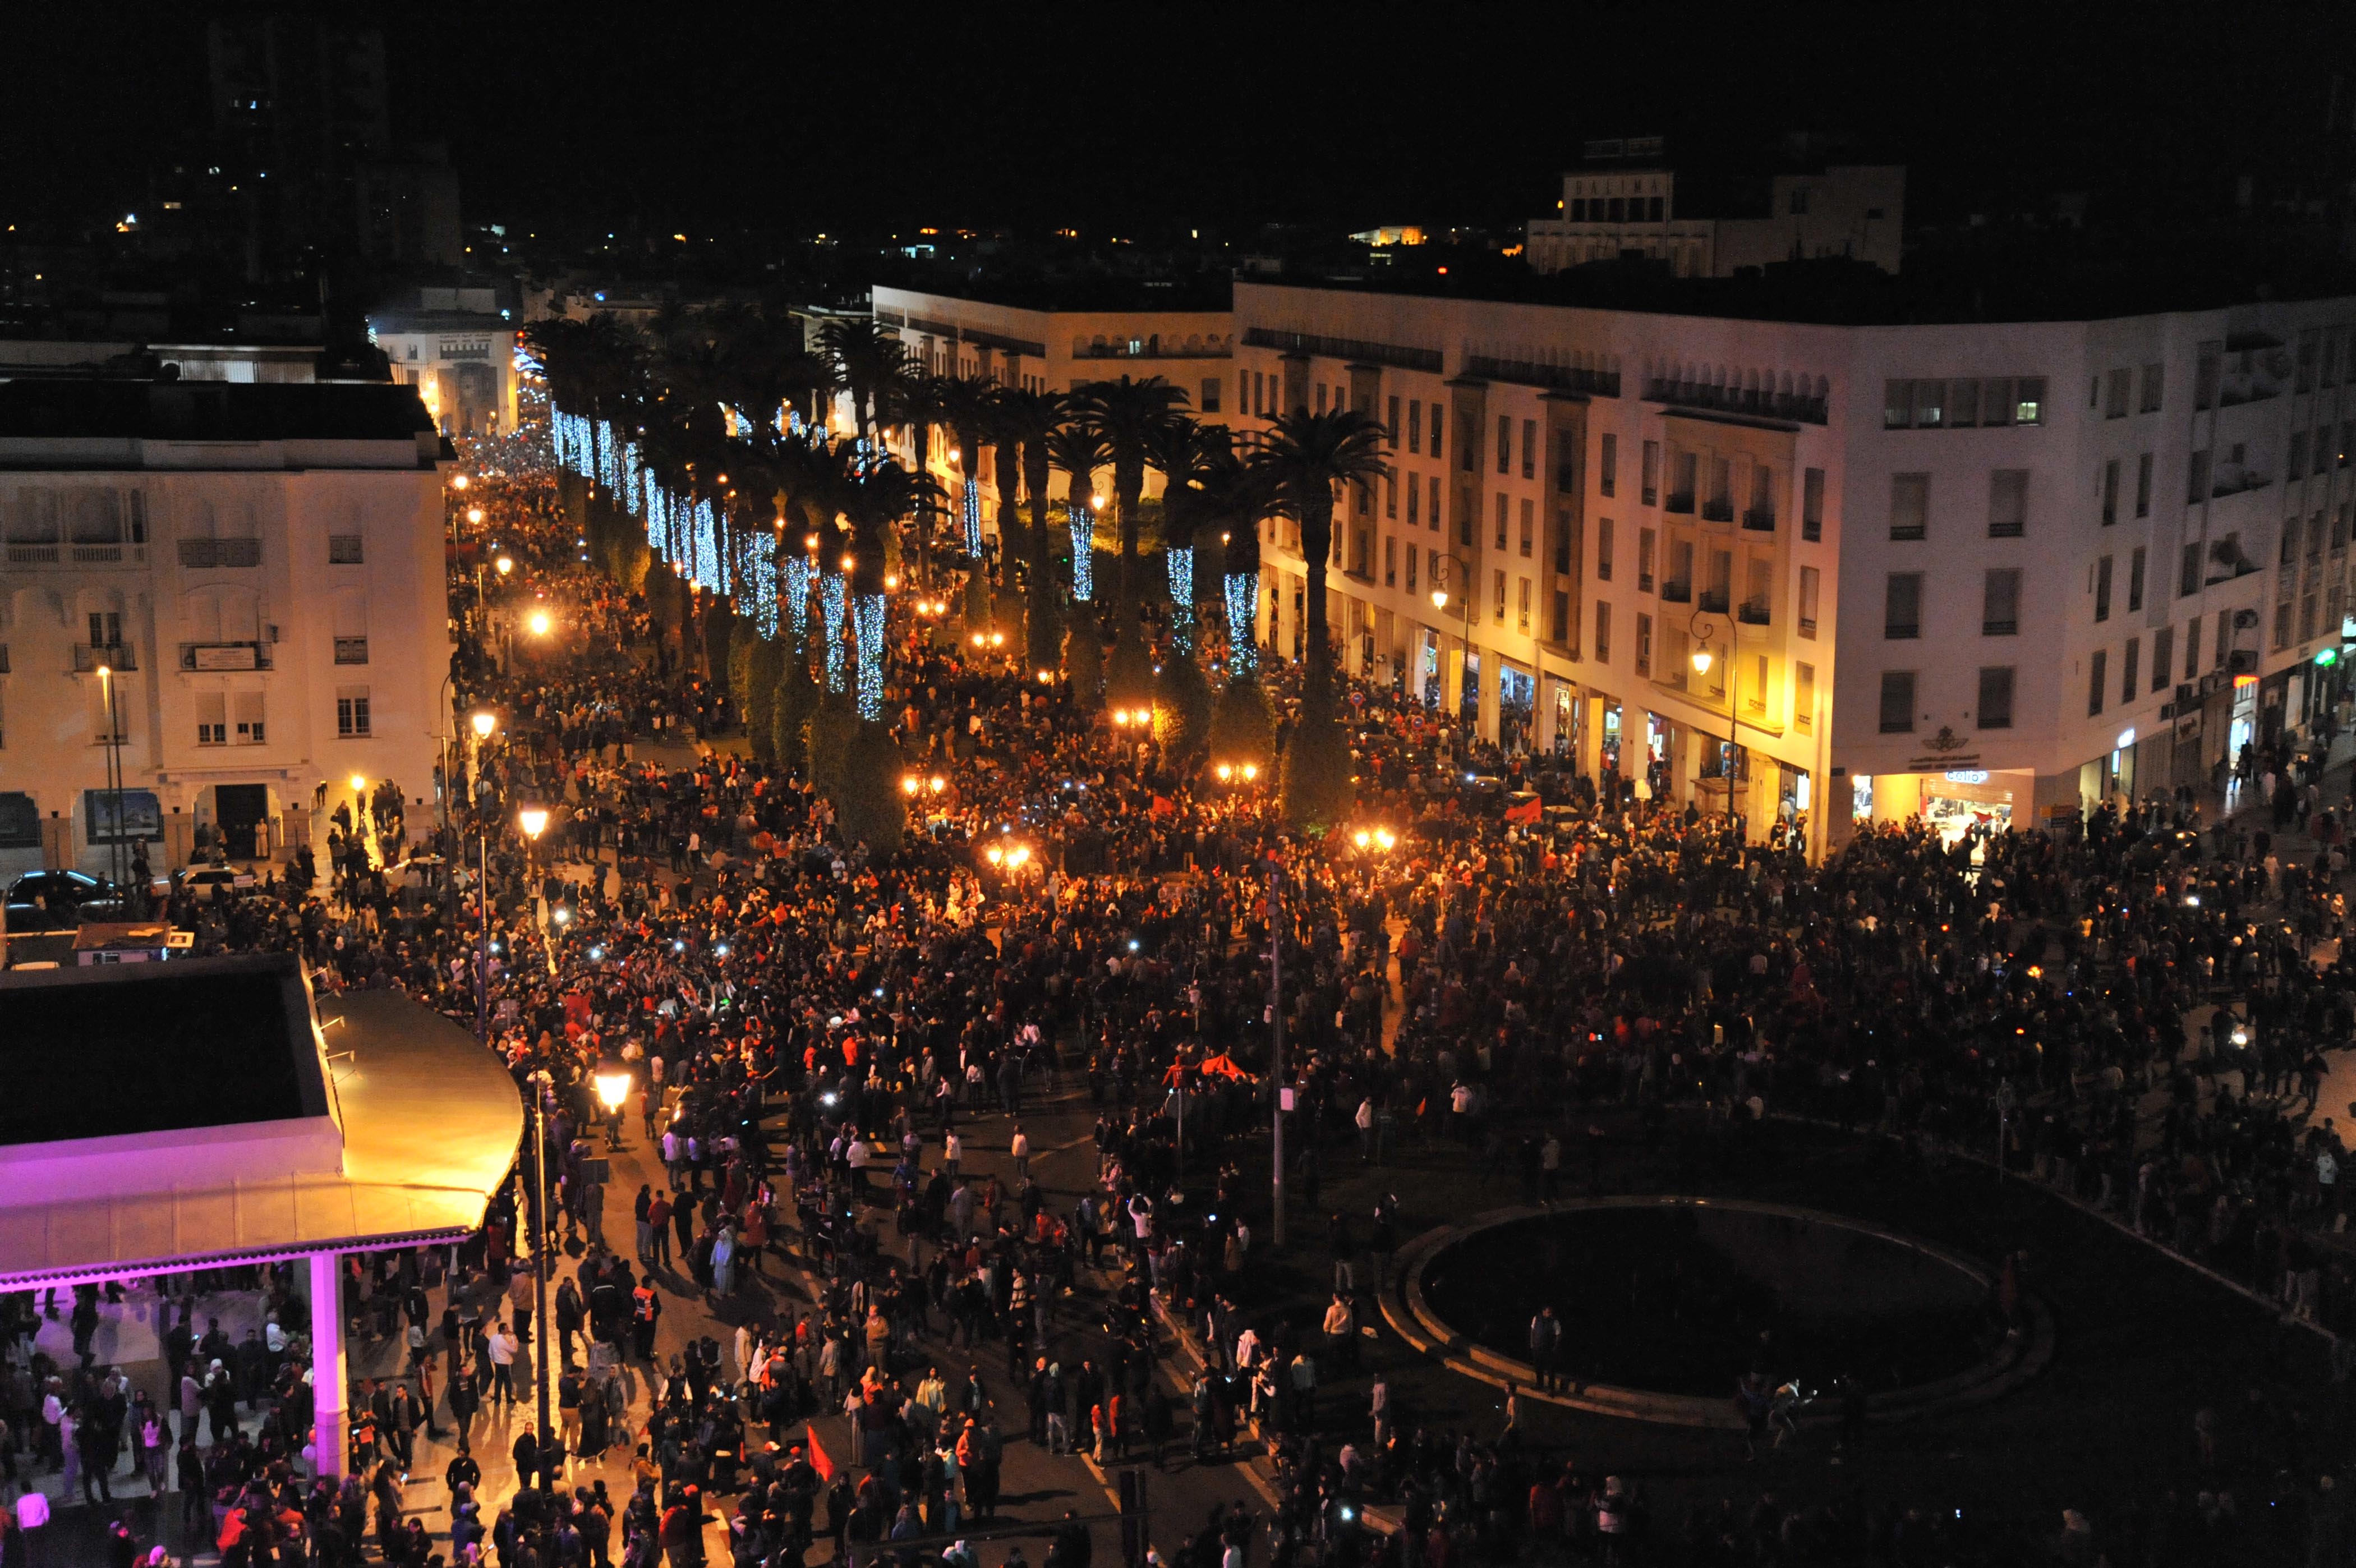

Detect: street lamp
[496, 556, 514, 577]
[466, 507, 485, 527]
[95, 664, 125, 891]
[528, 609, 553, 637]
[594, 1066, 632, 1150]
[1688, 609, 1741, 825]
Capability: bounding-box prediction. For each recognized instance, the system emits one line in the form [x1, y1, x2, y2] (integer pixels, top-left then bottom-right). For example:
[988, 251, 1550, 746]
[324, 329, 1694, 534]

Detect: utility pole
[1268, 862, 1286, 1249]
[530, 1075, 554, 1480]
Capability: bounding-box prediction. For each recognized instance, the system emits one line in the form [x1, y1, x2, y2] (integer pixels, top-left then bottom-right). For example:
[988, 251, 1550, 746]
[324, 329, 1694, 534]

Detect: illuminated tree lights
[691, 498, 720, 588]
[1067, 501, 1094, 602]
[746, 543, 780, 638]
[853, 594, 885, 720]
[1166, 546, 1195, 650]
[1225, 574, 1258, 674]
[821, 573, 847, 693]
[962, 482, 982, 558]
[784, 554, 812, 638]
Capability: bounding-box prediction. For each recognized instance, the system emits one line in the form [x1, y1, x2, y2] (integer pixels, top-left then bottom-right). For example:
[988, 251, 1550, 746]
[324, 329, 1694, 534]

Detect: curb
[1381, 1196, 2055, 1430]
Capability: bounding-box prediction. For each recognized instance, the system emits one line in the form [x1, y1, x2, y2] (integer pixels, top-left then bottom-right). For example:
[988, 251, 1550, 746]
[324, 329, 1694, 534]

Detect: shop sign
[1905, 725, 1978, 773]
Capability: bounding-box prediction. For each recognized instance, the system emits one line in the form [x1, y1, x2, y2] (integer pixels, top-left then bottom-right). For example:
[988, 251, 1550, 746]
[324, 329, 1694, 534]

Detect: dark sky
[10, 3, 2355, 245]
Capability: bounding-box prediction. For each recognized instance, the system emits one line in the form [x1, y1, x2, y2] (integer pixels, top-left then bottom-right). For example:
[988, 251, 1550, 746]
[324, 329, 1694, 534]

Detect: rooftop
[0, 378, 444, 461]
[875, 273, 1234, 317]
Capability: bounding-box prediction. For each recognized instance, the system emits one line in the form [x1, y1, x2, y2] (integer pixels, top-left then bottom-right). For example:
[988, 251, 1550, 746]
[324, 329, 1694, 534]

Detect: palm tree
[995, 387, 1067, 673]
[1045, 421, 1115, 604]
[1249, 407, 1392, 691]
[819, 318, 908, 447]
[1071, 375, 1190, 608]
[895, 370, 956, 580]
[1251, 408, 1391, 829]
[843, 455, 940, 720]
[1199, 441, 1271, 674]
[1141, 418, 1223, 652]
[937, 375, 995, 563]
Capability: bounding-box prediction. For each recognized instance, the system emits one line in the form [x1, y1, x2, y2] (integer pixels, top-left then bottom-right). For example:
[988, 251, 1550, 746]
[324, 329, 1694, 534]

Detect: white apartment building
[1227, 279, 2356, 856]
[0, 379, 453, 881]
[871, 284, 1234, 534]
[1525, 153, 1904, 279]
[370, 288, 521, 438]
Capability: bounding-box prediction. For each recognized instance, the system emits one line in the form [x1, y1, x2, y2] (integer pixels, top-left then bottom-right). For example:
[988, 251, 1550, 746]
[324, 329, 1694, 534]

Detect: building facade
[0, 380, 452, 881]
[1226, 280, 2356, 856]
[870, 284, 1235, 536]
[370, 288, 520, 438]
[1525, 152, 1904, 278]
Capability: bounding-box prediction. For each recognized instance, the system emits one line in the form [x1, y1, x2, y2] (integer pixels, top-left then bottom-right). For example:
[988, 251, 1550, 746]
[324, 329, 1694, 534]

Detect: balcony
[1664, 492, 1695, 515]
[71, 644, 135, 673]
[1, 537, 146, 567]
[178, 537, 261, 568]
[1461, 353, 1621, 398]
[1797, 617, 1818, 638]
[1698, 590, 1731, 614]
[334, 637, 370, 665]
[1983, 618, 2018, 636]
[182, 641, 273, 671]
[1700, 499, 1734, 523]
[1737, 601, 1771, 626]
[3, 541, 58, 564]
[1742, 508, 1776, 532]
[1240, 327, 1442, 374]
[1073, 334, 1233, 361]
[1642, 376, 1830, 425]
[1660, 578, 1692, 604]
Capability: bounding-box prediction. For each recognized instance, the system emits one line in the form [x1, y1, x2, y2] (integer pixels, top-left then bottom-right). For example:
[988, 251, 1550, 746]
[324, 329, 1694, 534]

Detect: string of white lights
[1067, 502, 1093, 601]
[853, 594, 885, 720]
[1225, 574, 1258, 674]
[821, 574, 846, 693]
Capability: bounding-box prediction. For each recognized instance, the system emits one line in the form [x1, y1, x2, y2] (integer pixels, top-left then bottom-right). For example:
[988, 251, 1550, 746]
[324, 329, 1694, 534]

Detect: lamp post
[595, 1065, 632, 1151]
[470, 712, 498, 1042]
[95, 664, 126, 891]
[1429, 553, 1479, 721]
[525, 1068, 555, 1485]
[1687, 607, 1740, 826]
[1267, 860, 1288, 1249]
[518, 806, 550, 932]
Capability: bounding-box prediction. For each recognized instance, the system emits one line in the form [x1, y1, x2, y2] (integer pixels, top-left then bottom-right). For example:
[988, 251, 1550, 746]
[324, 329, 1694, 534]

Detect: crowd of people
[27, 415, 2356, 1568]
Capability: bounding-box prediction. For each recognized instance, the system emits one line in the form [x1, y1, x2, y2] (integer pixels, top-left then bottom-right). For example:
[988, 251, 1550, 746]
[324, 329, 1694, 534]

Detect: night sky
[8, 4, 2353, 245]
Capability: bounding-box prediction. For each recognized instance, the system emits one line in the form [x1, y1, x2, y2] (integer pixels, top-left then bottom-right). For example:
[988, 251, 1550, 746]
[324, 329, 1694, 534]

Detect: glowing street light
[496, 555, 514, 576]
[528, 609, 553, 637]
[595, 1070, 631, 1112]
[451, 474, 470, 491]
[517, 806, 550, 841]
[1430, 588, 1448, 610]
[985, 844, 1005, 866]
[1691, 646, 1714, 674]
[901, 775, 921, 796]
[928, 776, 946, 796]
[466, 507, 485, 525]
[471, 711, 498, 739]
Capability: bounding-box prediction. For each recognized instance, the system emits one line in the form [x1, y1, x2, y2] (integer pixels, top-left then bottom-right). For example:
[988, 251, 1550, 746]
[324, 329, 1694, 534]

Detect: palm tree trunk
[1302, 493, 1333, 688]
[1116, 457, 1145, 606]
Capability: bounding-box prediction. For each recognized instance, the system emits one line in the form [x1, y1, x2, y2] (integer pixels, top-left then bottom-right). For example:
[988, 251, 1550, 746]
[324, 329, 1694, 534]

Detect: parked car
[182, 865, 259, 900]
[3, 870, 126, 931]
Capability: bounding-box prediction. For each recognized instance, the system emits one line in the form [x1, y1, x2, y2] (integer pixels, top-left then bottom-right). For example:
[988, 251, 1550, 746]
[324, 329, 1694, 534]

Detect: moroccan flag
[807, 1424, 835, 1481]
[1151, 795, 1175, 819]
[1504, 797, 1542, 825]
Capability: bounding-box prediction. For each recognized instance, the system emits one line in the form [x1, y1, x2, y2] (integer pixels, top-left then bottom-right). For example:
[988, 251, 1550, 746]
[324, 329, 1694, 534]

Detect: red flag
[1151, 794, 1175, 819]
[807, 1424, 835, 1482]
[1504, 797, 1541, 825]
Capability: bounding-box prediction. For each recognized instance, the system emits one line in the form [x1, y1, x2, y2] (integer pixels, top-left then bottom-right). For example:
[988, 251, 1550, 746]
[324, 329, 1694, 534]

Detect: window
[1517, 576, 1531, 632]
[2180, 539, 2202, 597]
[88, 611, 121, 649]
[2139, 362, 2164, 412]
[1798, 565, 1820, 638]
[1989, 469, 2027, 537]
[1494, 493, 1508, 550]
[1885, 380, 1912, 430]
[1663, 537, 1693, 601]
[1913, 380, 1945, 428]
[1431, 403, 1445, 464]
[2121, 637, 2139, 704]
[1199, 377, 1222, 414]
[1406, 402, 1421, 453]
[2184, 617, 2201, 678]
[1497, 415, 1511, 475]
[1984, 378, 2014, 427]
[1983, 568, 2020, 635]
[1879, 671, 1916, 733]
[1518, 498, 1534, 557]
[2128, 546, 2146, 612]
[1890, 473, 1929, 540]
[1795, 662, 1815, 729]
[328, 534, 364, 564]
[1406, 547, 1418, 594]
[1885, 572, 1922, 638]
[2087, 649, 2107, 716]
[1406, 475, 1419, 527]
[1521, 419, 1536, 480]
[1669, 451, 1696, 511]
[2105, 368, 2130, 419]
[1594, 601, 1610, 663]
[197, 691, 227, 746]
[1551, 591, 1569, 645]
[1383, 536, 1396, 587]
[1385, 394, 1398, 444]
[1315, 385, 1326, 414]
[335, 636, 370, 665]
[1596, 518, 1613, 581]
[2016, 378, 2047, 425]
[1641, 440, 1660, 505]
[1949, 379, 1980, 427]
[1598, 434, 1616, 498]
[1635, 612, 1653, 677]
[1493, 568, 1506, 624]
[337, 687, 372, 738]
[1802, 468, 1824, 541]
[2094, 555, 2113, 621]
[2101, 459, 2119, 525]
[1634, 526, 1651, 591]
[234, 692, 265, 746]
[2152, 626, 2174, 693]
[1977, 666, 2015, 729]
[1431, 477, 1443, 537]
[2136, 453, 2152, 518]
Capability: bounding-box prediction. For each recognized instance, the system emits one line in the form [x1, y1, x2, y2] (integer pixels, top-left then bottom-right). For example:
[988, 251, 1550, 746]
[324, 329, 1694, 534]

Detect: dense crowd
[36, 421, 2352, 1568]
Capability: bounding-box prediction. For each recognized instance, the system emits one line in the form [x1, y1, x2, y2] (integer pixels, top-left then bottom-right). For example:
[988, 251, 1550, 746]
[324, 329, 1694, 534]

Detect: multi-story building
[1227, 278, 2356, 856]
[0, 379, 452, 881]
[871, 283, 1234, 535]
[370, 287, 521, 438]
[1524, 139, 1904, 279]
